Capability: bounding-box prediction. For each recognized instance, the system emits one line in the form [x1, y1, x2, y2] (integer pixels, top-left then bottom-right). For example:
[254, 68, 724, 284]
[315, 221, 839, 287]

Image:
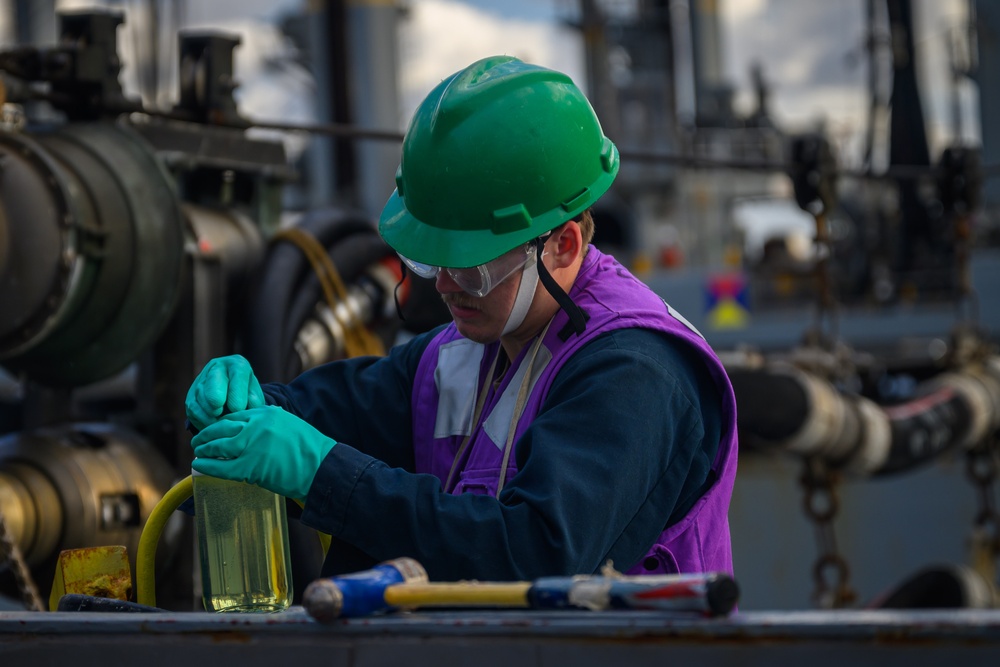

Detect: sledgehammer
[302, 557, 739, 622]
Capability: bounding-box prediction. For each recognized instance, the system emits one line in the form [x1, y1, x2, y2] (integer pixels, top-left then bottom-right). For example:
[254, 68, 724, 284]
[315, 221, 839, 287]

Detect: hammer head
[303, 557, 428, 622]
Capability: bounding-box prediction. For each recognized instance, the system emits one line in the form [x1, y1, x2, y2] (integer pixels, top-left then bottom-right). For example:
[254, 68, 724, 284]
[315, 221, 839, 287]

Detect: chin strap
[534, 236, 589, 340]
[501, 256, 539, 335]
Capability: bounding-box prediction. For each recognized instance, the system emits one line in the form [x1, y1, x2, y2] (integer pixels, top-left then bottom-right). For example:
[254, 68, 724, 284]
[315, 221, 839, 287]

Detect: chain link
[0, 509, 44, 611]
[965, 434, 1000, 592]
[800, 457, 857, 609]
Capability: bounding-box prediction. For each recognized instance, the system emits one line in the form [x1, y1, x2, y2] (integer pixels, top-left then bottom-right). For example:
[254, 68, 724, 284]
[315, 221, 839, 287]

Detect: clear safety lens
[399, 256, 439, 279]
[398, 242, 536, 297]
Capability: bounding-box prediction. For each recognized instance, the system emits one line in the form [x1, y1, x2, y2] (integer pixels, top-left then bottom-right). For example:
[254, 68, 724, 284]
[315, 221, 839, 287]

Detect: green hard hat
[379, 55, 619, 268]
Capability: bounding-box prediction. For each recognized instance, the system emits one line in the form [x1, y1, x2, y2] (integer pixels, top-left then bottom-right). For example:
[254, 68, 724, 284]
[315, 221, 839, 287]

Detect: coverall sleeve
[299, 327, 722, 582]
[261, 326, 442, 471]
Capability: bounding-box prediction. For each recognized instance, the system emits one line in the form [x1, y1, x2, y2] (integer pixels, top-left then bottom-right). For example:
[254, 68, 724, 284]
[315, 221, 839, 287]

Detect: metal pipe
[0, 423, 177, 573]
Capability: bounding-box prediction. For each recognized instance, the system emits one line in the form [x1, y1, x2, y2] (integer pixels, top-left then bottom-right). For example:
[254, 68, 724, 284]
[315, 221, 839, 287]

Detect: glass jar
[192, 471, 293, 612]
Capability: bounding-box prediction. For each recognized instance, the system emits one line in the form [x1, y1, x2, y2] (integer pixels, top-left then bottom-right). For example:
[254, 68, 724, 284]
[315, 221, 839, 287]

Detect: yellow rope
[272, 227, 385, 358]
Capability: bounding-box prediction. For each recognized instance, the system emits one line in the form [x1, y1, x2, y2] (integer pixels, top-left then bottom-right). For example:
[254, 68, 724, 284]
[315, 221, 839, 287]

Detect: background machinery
[0, 1, 998, 612]
[0, 9, 419, 609]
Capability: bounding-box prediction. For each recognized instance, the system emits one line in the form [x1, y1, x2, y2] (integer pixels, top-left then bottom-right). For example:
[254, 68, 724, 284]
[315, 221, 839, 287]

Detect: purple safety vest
[410, 247, 738, 576]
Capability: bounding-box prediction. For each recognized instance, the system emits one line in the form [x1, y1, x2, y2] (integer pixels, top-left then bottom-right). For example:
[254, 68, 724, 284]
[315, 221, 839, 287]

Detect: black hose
[241, 209, 381, 383]
[730, 364, 983, 476]
[281, 232, 397, 379]
[878, 385, 972, 476]
[729, 368, 811, 447]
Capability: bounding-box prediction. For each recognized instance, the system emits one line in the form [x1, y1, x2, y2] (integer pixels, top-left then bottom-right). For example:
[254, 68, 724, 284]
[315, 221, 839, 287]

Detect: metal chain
[811, 211, 839, 342]
[800, 457, 857, 609]
[965, 434, 1000, 592]
[0, 508, 44, 611]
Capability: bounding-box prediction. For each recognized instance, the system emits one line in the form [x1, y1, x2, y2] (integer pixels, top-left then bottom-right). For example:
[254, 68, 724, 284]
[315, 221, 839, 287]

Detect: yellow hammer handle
[383, 581, 533, 608]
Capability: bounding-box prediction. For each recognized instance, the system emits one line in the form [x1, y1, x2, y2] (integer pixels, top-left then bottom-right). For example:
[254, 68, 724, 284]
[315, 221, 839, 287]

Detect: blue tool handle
[303, 557, 428, 622]
[335, 561, 412, 617]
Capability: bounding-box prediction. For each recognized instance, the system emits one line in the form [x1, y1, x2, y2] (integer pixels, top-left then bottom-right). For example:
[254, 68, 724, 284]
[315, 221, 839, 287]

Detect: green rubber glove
[191, 406, 336, 501]
[185, 355, 266, 432]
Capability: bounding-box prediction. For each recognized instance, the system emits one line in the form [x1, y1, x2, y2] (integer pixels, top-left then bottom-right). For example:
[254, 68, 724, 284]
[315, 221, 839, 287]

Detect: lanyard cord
[442, 320, 553, 495]
[495, 319, 552, 498]
[444, 351, 499, 492]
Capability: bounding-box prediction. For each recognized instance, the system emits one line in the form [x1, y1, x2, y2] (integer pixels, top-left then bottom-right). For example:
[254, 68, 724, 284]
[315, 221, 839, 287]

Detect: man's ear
[549, 220, 583, 269]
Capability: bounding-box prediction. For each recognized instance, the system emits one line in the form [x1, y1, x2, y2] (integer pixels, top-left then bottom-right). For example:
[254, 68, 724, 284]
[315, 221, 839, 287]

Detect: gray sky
[721, 0, 976, 165]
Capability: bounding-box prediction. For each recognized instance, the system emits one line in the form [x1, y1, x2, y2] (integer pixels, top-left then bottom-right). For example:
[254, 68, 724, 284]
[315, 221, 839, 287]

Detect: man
[186, 55, 738, 582]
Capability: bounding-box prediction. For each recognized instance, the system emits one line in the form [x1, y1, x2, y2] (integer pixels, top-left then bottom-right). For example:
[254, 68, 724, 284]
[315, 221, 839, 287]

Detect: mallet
[302, 558, 739, 622]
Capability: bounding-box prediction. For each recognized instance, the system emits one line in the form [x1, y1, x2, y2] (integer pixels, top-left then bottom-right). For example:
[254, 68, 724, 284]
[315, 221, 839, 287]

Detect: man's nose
[435, 270, 463, 294]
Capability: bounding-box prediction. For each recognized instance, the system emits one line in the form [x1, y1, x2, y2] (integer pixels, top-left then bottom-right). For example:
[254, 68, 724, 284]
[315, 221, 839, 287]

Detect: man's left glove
[191, 406, 337, 501]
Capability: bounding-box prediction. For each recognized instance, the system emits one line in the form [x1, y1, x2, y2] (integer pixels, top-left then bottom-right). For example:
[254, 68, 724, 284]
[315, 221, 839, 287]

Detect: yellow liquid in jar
[193, 474, 293, 613]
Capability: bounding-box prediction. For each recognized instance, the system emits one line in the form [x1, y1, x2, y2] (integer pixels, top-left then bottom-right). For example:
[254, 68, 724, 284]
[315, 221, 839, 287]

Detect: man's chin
[453, 320, 500, 345]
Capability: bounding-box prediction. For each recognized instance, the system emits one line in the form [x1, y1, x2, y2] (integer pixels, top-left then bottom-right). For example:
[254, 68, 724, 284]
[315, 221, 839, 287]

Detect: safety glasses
[399, 241, 538, 297]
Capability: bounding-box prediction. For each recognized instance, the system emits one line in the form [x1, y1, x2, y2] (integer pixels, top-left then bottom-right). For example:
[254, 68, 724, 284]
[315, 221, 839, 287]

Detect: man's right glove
[185, 355, 266, 431]
[191, 406, 337, 502]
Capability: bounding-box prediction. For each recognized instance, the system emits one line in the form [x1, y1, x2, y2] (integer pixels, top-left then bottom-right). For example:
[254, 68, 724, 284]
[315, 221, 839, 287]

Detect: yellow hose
[135, 475, 331, 608]
[302, 502, 332, 562]
[136, 475, 193, 607]
[271, 227, 385, 357]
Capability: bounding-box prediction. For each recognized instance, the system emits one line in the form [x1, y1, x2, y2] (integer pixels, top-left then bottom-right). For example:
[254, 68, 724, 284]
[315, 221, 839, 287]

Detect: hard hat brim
[378, 158, 618, 269]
